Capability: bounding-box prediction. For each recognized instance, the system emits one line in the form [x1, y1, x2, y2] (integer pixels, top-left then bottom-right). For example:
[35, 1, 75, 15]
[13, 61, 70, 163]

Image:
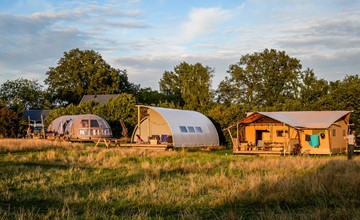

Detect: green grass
[1, 139, 360, 219]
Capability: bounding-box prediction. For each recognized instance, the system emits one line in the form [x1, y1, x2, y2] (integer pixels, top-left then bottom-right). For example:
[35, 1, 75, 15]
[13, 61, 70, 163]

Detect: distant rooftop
[24, 110, 51, 122]
[79, 94, 119, 105]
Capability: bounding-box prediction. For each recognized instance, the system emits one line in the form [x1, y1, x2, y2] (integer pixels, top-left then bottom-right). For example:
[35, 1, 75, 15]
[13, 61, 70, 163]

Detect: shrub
[0, 107, 21, 138]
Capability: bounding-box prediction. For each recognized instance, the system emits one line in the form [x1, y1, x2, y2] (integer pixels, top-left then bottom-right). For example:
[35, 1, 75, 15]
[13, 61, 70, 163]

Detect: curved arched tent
[47, 114, 112, 140]
[131, 106, 219, 147]
[47, 115, 76, 135]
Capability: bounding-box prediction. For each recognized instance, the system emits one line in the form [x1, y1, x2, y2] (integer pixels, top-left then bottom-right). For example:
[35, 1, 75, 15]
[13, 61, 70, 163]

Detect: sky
[1, 0, 360, 90]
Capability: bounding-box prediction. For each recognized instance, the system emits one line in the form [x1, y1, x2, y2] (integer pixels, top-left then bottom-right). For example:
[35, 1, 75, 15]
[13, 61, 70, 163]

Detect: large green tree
[45, 48, 135, 106]
[134, 87, 167, 105]
[217, 49, 302, 110]
[159, 62, 214, 112]
[319, 75, 360, 130]
[299, 68, 329, 110]
[0, 78, 47, 110]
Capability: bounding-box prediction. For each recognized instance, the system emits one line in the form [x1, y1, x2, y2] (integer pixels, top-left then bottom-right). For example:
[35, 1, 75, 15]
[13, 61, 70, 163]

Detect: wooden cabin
[225, 111, 352, 155]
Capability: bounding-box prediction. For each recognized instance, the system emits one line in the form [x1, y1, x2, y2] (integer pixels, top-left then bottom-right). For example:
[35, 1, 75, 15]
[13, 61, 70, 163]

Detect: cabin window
[342, 129, 346, 137]
[188, 126, 195, 133]
[81, 119, 89, 127]
[195, 127, 203, 133]
[90, 120, 99, 127]
[179, 126, 188, 133]
[276, 130, 288, 137]
[332, 129, 336, 137]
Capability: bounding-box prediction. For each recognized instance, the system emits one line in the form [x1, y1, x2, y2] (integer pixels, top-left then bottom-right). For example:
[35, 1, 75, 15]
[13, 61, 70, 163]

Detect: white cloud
[180, 7, 231, 41]
[1, 0, 360, 91]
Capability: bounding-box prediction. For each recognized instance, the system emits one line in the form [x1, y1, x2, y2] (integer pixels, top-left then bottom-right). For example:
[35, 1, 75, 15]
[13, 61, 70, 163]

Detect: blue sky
[1, 0, 359, 90]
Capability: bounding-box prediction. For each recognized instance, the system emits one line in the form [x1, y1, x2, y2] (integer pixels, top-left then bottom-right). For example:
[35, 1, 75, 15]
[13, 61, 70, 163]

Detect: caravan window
[102, 129, 111, 136]
[98, 119, 109, 128]
[91, 129, 100, 135]
[79, 129, 89, 135]
[81, 120, 89, 127]
[90, 120, 99, 127]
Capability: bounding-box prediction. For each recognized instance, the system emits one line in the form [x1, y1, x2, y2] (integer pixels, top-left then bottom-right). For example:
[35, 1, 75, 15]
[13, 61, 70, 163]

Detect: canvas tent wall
[131, 106, 219, 147]
[227, 111, 351, 155]
[47, 114, 112, 140]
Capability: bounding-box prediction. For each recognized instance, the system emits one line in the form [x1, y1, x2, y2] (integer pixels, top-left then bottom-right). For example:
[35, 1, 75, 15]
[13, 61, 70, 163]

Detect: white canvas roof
[240, 111, 351, 129]
[47, 115, 76, 133]
[47, 114, 112, 135]
[142, 106, 219, 147]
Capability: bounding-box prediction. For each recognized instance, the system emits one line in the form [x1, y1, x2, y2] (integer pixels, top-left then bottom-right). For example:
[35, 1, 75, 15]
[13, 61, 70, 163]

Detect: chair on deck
[257, 140, 265, 150]
[288, 139, 301, 155]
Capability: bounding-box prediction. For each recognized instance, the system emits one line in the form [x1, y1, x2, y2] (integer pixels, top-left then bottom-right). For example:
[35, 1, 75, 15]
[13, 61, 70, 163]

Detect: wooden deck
[93, 138, 173, 150]
[233, 150, 285, 156]
[121, 143, 173, 150]
[233, 142, 301, 156]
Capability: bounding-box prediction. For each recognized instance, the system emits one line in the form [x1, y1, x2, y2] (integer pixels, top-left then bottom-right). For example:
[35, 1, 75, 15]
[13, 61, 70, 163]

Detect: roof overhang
[225, 111, 352, 130]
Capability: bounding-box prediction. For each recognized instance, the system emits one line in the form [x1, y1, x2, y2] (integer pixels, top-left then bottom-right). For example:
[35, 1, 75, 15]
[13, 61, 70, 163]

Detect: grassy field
[1, 139, 360, 219]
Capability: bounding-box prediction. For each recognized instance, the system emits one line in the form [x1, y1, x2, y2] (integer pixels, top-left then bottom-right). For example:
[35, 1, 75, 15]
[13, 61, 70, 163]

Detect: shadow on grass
[81, 158, 360, 219]
[206, 159, 360, 219]
[2, 153, 360, 219]
[0, 160, 145, 216]
[0, 146, 65, 154]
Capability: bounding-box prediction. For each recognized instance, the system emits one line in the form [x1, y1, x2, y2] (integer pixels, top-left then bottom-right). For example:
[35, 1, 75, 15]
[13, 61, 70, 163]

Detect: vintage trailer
[47, 114, 112, 141]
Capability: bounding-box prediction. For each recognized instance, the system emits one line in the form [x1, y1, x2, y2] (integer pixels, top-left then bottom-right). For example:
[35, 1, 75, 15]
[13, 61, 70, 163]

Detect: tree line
[1, 48, 360, 144]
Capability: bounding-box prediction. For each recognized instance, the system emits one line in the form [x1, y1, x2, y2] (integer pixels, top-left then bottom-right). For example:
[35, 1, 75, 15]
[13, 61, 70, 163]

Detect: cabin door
[256, 130, 268, 145]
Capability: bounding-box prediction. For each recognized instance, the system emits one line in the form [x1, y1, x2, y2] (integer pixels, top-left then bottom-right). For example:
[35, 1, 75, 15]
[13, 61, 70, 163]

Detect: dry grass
[0, 139, 82, 153]
[1, 139, 360, 219]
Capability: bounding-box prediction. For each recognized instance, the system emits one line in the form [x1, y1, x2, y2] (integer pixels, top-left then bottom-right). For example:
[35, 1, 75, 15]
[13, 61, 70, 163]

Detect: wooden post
[148, 113, 151, 140]
[327, 129, 332, 153]
[236, 123, 239, 150]
[297, 129, 301, 150]
[41, 115, 45, 139]
[283, 123, 287, 155]
[138, 106, 141, 137]
[27, 116, 31, 138]
[227, 129, 235, 151]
